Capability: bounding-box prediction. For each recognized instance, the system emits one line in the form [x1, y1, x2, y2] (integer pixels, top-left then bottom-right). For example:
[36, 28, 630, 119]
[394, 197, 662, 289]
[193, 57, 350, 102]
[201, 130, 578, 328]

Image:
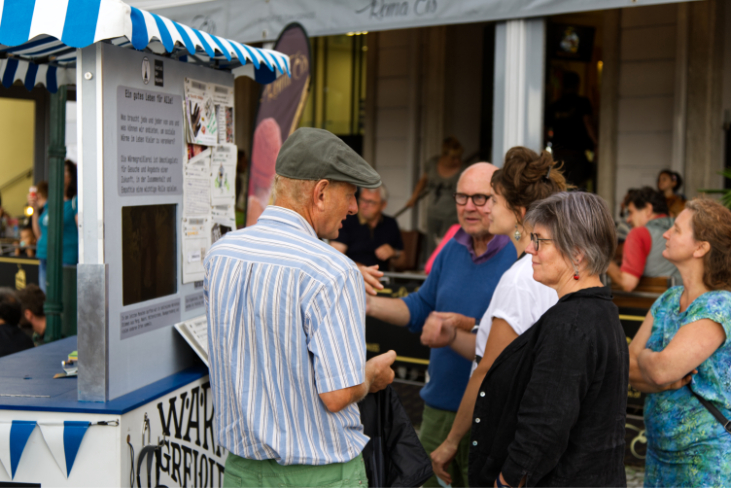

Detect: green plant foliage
[699, 169, 731, 209]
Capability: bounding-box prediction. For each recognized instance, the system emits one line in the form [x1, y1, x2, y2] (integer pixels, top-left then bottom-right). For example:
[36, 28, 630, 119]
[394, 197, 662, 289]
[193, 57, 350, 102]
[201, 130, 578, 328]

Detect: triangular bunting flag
[0, 422, 11, 478]
[9, 421, 36, 479]
[39, 423, 67, 477]
[63, 421, 90, 477]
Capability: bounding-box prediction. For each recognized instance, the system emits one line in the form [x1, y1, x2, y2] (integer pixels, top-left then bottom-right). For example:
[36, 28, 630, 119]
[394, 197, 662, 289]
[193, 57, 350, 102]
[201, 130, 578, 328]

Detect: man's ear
[312, 179, 330, 211]
[23, 309, 32, 322]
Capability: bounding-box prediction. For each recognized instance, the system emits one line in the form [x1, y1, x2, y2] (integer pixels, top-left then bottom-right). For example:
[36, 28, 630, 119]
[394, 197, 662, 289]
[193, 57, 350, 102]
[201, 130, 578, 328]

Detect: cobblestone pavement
[626, 465, 645, 488]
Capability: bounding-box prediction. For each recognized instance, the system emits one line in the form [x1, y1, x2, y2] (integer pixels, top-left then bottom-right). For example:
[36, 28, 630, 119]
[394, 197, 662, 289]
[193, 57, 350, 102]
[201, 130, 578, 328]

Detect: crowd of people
[203, 127, 731, 487]
[0, 125, 726, 487]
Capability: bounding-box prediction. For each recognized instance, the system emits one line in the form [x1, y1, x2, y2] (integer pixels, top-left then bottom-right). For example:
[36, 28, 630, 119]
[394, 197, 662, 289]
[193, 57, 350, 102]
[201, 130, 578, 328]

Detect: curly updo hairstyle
[491, 147, 568, 221]
[685, 199, 731, 291]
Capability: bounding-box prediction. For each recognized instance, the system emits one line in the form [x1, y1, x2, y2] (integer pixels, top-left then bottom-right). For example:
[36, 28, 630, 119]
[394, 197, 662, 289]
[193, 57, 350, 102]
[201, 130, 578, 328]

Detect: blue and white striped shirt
[204, 206, 369, 466]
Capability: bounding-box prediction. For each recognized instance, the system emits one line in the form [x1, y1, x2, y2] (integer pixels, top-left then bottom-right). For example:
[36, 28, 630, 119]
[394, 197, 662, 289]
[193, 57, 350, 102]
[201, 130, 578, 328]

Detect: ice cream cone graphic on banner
[246, 23, 311, 227]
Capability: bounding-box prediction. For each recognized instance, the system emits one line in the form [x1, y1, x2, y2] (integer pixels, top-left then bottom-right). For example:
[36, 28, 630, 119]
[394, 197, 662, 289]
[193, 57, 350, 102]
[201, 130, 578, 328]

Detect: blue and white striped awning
[0, 0, 291, 93]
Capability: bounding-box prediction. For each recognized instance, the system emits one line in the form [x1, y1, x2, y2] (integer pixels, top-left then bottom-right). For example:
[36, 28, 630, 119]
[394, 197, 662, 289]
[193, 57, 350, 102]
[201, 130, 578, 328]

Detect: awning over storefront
[0, 0, 291, 93]
[138, 0, 699, 43]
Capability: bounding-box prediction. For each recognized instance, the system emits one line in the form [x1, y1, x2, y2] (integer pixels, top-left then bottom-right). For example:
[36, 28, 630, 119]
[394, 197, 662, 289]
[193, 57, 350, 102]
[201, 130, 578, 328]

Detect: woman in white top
[422, 147, 566, 484]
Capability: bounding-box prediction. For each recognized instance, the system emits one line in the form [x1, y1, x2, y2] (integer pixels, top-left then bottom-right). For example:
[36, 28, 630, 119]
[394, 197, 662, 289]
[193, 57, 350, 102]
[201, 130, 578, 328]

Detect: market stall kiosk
[0, 2, 289, 485]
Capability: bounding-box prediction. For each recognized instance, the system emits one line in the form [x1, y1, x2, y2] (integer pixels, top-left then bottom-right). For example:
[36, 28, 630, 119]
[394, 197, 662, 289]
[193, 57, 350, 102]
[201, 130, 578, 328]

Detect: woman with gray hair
[469, 192, 629, 488]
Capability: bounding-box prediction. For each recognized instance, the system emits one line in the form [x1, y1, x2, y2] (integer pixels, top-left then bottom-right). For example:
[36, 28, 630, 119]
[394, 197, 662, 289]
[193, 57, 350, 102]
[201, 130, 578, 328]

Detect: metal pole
[44, 85, 67, 343]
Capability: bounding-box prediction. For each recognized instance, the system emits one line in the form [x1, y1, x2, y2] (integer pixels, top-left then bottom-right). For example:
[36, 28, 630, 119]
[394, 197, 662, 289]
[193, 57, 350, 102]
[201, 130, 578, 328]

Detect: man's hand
[421, 312, 473, 348]
[494, 473, 527, 487]
[420, 312, 456, 348]
[434, 312, 475, 332]
[359, 264, 384, 296]
[374, 243, 395, 261]
[366, 350, 397, 393]
[320, 350, 396, 412]
[431, 437, 459, 485]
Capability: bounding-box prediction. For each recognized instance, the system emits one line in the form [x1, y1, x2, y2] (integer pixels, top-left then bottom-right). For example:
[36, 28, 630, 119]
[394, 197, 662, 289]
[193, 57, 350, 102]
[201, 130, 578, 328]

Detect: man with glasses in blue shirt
[362, 163, 516, 487]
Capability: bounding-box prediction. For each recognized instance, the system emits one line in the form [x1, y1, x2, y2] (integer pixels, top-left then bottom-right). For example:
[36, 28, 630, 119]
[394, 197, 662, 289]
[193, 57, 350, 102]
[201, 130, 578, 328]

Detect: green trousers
[419, 404, 471, 488]
[223, 452, 368, 488]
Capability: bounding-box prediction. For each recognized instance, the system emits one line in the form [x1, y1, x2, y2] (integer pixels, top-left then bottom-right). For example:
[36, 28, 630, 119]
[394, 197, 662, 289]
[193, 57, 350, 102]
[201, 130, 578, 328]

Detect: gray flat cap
[275, 128, 381, 188]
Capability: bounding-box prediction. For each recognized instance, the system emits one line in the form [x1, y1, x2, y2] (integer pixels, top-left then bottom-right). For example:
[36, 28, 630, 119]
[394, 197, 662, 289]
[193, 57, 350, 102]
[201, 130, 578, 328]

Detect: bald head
[455, 162, 497, 240]
[457, 162, 498, 191]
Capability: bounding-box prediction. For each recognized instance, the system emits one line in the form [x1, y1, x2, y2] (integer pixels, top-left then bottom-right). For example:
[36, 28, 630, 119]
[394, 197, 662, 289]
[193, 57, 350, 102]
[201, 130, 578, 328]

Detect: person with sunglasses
[424, 147, 564, 485]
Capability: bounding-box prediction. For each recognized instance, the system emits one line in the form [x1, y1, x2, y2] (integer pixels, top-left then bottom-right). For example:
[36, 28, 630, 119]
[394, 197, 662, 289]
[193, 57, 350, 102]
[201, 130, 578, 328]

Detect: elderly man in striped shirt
[205, 128, 397, 487]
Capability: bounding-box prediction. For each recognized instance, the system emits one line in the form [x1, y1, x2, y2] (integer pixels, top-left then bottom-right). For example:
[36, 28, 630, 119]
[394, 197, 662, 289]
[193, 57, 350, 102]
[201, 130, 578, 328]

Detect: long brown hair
[685, 199, 731, 291]
[491, 147, 568, 221]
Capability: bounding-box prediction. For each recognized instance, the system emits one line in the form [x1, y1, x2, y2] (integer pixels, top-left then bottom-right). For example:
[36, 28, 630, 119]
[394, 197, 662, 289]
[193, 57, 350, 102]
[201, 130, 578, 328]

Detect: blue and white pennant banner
[0, 420, 90, 479]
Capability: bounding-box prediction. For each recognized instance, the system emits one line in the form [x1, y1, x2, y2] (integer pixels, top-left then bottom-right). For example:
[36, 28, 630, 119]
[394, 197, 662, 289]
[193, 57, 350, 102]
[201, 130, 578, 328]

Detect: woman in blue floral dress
[629, 199, 731, 487]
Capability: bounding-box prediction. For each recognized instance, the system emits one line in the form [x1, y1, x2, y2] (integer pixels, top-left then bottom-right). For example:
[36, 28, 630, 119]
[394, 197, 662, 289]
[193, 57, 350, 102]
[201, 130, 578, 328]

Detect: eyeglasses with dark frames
[453, 193, 490, 206]
[530, 233, 553, 251]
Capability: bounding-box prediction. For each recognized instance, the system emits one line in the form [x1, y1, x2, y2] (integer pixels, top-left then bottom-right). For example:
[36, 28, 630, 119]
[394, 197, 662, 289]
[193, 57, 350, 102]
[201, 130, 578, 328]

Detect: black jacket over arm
[469, 287, 628, 487]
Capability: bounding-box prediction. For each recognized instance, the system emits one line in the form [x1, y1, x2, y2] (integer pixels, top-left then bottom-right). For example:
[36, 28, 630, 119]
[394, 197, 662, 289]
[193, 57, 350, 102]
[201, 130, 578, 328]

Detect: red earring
[573, 268, 580, 280]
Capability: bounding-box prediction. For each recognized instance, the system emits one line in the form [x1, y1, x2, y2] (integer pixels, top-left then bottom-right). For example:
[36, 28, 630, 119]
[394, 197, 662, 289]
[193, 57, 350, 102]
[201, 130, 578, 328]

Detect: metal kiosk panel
[78, 43, 234, 401]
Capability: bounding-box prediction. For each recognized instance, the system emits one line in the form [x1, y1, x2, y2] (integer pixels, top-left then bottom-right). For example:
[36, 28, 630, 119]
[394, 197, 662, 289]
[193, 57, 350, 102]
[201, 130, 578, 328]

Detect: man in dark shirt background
[0, 288, 34, 358]
[546, 71, 597, 187]
[331, 184, 403, 271]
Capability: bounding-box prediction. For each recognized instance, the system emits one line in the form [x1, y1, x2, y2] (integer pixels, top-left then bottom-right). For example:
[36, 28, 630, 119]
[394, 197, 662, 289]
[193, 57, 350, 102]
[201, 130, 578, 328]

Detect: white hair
[361, 184, 388, 203]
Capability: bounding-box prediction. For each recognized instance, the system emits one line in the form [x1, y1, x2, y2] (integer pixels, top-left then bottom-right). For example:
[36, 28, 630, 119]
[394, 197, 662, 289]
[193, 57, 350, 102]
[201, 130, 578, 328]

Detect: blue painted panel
[0, 337, 208, 414]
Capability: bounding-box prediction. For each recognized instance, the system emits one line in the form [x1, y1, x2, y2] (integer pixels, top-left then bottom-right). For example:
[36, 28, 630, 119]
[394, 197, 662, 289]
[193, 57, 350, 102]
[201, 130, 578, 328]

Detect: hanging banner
[150, 0, 696, 43]
[246, 23, 311, 227]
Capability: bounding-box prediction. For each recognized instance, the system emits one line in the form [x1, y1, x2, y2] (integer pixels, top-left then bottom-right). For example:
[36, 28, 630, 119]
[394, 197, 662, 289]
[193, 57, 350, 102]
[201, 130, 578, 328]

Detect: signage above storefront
[140, 0, 700, 42]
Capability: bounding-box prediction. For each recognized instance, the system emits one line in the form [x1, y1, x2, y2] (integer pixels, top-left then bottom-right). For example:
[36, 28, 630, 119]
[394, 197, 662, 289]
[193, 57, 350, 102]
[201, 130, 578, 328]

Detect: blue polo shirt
[402, 232, 515, 412]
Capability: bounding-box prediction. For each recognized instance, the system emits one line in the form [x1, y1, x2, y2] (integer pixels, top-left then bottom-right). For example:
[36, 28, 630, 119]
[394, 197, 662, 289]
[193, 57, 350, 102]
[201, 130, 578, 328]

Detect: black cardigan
[469, 287, 628, 487]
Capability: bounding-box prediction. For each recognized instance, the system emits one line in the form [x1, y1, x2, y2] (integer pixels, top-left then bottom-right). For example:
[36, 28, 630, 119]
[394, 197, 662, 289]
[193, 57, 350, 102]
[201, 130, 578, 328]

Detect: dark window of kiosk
[122, 204, 177, 306]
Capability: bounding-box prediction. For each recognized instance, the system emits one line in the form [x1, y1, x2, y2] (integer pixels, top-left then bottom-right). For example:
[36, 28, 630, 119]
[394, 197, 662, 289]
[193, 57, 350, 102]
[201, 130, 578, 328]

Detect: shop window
[299, 34, 367, 154]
